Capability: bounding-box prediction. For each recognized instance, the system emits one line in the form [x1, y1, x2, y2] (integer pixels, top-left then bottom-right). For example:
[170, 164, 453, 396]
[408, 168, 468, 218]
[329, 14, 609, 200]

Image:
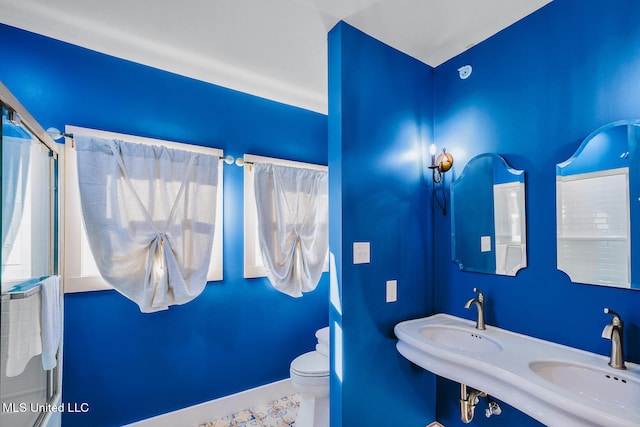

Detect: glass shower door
[0, 100, 60, 427]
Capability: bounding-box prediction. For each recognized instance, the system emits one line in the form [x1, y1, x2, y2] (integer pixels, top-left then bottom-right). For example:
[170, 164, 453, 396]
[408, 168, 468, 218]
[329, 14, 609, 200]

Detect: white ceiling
[0, 0, 551, 113]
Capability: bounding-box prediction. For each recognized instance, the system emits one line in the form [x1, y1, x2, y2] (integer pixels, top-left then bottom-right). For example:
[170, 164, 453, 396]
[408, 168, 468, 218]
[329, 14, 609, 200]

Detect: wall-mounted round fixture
[46, 127, 73, 141]
[458, 65, 472, 80]
[428, 144, 454, 215]
[429, 144, 453, 182]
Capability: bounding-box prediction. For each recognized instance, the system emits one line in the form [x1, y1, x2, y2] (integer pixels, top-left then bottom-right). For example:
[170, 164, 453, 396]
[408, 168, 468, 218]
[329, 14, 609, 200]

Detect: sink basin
[395, 313, 640, 427]
[420, 325, 503, 353]
[530, 360, 640, 409]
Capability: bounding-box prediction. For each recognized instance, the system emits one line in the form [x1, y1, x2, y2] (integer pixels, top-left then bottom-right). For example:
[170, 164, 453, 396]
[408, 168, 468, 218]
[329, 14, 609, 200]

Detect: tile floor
[197, 394, 300, 427]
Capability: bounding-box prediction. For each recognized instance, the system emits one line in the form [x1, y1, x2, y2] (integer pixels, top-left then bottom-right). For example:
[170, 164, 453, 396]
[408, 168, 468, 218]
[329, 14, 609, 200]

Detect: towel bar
[1, 276, 48, 300]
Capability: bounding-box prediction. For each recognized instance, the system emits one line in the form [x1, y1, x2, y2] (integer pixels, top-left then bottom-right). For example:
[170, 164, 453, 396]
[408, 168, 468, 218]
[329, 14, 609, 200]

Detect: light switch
[481, 235, 491, 252]
[353, 242, 370, 264]
[386, 280, 397, 303]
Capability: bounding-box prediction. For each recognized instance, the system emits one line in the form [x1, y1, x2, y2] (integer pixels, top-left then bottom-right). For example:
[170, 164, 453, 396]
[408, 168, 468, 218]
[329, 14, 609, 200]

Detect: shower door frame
[0, 81, 63, 427]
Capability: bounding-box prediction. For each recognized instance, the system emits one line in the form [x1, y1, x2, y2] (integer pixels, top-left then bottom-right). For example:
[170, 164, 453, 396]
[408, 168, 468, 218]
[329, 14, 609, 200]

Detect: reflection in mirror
[451, 153, 526, 276]
[556, 119, 640, 289]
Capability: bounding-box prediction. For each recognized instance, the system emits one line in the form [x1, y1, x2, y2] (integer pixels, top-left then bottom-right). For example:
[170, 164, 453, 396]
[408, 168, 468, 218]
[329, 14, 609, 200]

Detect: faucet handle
[472, 287, 484, 302]
[602, 323, 613, 339]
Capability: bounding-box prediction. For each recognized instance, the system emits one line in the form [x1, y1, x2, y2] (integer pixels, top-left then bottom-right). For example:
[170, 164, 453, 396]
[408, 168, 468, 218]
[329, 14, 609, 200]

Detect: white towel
[40, 276, 62, 371]
[6, 292, 43, 377]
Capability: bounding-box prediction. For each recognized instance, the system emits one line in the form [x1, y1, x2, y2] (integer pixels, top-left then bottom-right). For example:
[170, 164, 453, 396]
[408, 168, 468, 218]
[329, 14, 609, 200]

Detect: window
[63, 126, 224, 293]
[242, 154, 328, 278]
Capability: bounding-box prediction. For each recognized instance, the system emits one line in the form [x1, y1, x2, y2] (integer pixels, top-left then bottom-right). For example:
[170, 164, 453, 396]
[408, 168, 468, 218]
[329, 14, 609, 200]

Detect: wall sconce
[428, 144, 454, 215]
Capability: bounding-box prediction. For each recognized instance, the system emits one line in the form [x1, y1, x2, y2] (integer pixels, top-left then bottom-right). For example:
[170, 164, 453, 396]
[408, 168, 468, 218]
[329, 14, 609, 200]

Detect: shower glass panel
[1, 104, 60, 427]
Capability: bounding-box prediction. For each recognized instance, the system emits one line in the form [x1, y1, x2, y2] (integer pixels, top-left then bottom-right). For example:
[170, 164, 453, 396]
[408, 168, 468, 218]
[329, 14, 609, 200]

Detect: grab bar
[1, 276, 48, 300]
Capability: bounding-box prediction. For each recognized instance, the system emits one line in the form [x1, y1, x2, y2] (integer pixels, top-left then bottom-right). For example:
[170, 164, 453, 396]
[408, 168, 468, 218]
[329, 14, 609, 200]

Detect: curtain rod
[236, 154, 328, 172]
[49, 128, 234, 163]
[235, 158, 254, 167]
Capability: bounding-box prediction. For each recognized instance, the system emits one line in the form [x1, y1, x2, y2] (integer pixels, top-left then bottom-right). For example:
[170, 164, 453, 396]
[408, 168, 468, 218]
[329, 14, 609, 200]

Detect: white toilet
[290, 326, 330, 427]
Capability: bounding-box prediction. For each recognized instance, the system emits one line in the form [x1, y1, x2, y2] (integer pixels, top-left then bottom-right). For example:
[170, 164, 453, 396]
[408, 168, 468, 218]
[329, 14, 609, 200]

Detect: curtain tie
[150, 232, 170, 308]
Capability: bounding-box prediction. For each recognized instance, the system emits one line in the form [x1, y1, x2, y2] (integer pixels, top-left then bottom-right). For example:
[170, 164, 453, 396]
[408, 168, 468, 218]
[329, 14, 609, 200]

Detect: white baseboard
[123, 379, 294, 427]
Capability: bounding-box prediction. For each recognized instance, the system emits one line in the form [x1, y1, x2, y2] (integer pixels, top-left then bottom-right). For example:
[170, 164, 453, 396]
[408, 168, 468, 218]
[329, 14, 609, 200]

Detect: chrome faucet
[602, 308, 626, 370]
[464, 288, 485, 330]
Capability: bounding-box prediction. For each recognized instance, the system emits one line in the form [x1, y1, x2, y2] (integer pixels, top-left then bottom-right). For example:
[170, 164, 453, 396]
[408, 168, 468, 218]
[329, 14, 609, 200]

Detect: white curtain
[75, 136, 219, 313]
[253, 162, 328, 297]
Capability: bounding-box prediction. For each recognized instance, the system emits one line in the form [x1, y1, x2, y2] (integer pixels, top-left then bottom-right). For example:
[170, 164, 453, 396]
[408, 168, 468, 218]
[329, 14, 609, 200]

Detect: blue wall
[5, 0, 640, 425]
[328, 22, 436, 426]
[433, 0, 640, 425]
[0, 24, 329, 427]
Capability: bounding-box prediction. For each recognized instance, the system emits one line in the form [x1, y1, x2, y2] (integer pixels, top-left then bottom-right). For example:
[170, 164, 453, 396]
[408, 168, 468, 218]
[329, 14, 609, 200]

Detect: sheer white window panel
[63, 125, 224, 293]
[242, 154, 328, 279]
[253, 162, 328, 296]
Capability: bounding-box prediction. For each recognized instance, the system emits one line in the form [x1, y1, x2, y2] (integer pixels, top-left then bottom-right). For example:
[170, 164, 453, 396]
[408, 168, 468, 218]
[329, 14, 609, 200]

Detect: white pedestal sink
[395, 313, 640, 427]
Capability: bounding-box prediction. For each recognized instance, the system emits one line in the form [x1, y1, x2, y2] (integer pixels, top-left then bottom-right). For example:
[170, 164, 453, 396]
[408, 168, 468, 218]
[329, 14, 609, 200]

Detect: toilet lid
[291, 351, 329, 377]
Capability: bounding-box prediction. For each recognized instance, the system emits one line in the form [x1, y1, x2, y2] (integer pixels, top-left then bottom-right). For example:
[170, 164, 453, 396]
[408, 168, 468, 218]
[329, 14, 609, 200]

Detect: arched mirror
[451, 153, 527, 276]
[556, 119, 640, 289]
